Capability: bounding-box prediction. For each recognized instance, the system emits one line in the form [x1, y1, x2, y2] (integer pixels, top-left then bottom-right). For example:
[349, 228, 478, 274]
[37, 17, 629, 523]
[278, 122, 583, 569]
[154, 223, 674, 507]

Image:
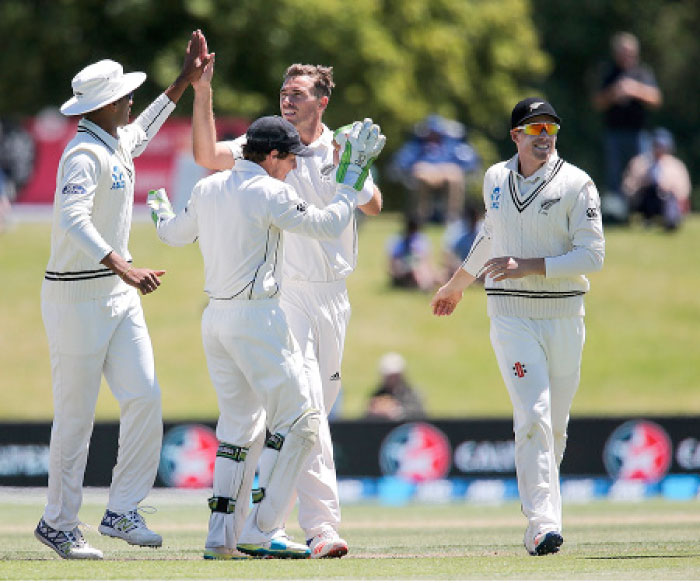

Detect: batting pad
[205, 431, 265, 550]
[256, 409, 320, 533]
[233, 431, 265, 544]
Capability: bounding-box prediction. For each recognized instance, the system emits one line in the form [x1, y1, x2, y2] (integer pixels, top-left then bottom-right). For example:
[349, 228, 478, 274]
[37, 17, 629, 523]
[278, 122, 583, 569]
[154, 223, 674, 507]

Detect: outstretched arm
[164, 29, 211, 104]
[192, 50, 237, 171]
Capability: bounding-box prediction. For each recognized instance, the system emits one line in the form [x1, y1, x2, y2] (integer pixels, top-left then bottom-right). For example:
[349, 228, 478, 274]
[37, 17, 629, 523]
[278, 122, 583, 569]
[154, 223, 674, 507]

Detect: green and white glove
[335, 118, 386, 190]
[147, 188, 174, 226]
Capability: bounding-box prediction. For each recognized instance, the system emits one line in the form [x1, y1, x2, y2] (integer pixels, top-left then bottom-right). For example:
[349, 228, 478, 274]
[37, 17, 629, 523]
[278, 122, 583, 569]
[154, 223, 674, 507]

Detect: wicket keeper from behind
[148, 115, 385, 559]
[36, 32, 209, 560]
[192, 38, 382, 558]
[431, 98, 604, 556]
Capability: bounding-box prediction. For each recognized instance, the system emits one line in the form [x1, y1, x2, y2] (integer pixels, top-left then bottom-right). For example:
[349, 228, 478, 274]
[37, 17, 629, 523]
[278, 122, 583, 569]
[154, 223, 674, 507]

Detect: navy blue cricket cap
[511, 97, 561, 129]
[246, 115, 314, 156]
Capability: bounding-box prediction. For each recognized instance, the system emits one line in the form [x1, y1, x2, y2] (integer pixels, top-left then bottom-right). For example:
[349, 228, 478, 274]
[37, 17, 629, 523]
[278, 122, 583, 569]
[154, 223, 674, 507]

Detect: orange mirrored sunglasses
[515, 122, 560, 136]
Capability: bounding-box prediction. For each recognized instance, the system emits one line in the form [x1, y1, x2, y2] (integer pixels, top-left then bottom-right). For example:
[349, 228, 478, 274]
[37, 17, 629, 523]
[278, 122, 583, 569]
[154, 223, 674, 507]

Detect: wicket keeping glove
[147, 188, 174, 226]
[335, 118, 386, 191]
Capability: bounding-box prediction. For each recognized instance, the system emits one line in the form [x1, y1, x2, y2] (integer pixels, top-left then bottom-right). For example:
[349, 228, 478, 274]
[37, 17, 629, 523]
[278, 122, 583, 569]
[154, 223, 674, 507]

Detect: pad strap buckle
[265, 433, 284, 451]
[251, 488, 265, 504]
[208, 496, 235, 514]
[216, 442, 248, 462]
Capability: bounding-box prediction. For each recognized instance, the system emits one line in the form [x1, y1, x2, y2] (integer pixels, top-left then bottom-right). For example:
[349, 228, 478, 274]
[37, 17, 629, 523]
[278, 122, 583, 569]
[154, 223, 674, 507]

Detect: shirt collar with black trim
[507, 150, 561, 183]
[77, 118, 119, 152]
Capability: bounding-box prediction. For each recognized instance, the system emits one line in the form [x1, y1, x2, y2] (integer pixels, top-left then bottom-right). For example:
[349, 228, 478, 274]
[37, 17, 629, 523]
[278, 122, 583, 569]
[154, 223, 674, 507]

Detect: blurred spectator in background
[621, 127, 691, 231]
[390, 114, 479, 223]
[441, 199, 484, 277]
[0, 117, 36, 233]
[366, 352, 426, 421]
[386, 214, 442, 292]
[593, 32, 662, 222]
[0, 168, 12, 233]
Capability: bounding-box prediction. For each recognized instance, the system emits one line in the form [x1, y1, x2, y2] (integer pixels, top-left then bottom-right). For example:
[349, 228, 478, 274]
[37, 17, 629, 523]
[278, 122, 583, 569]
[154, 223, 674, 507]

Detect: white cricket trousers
[279, 279, 349, 539]
[201, 298, 314, 444]
[489, 315, 585, 536]
[41, 289, 162, 531]
[201, 298, 314, 551]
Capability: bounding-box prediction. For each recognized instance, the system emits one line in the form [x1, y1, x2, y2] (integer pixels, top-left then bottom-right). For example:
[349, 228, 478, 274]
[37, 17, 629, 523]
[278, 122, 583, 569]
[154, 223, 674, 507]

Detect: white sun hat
[60, 59, 146, 116]
[379, 352, 406, 375]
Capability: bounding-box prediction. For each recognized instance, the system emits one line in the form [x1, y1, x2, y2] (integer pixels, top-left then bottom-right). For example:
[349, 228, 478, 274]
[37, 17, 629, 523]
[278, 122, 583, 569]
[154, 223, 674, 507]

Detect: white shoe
[203, 546, 250, 560]
[98, 508, 162, 547]
[307, 529, 348, 559]
[237, 524, 309, 559]
[237, 534, 310, 559]
[35, 518, 103, 560]
[524, 528, 564, 556]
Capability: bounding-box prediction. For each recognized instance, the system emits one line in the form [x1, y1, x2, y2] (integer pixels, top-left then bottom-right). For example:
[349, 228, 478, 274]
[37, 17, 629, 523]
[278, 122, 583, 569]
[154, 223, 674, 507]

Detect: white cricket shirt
[225, 125, 375, 282]
[154, 160, 358, 300]
[463, 152, 605, 318]
[42, 94, 176, 302]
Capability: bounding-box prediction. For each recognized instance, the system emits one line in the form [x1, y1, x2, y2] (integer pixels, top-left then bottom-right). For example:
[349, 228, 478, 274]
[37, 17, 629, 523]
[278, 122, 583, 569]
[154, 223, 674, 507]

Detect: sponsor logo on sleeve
[62, 184, 86, 195]
[586, 207, 600, 219]
[296, 201, 309, 213]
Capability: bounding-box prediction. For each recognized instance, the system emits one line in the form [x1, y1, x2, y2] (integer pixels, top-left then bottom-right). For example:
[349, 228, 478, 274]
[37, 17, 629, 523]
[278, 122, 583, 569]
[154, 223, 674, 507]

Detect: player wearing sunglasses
[432, 97, 605, 557]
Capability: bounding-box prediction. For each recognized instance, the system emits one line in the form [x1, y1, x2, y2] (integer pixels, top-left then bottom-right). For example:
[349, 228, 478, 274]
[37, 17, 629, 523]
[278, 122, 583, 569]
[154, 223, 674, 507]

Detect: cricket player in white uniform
[148, 115, 385, 559]
[191, 47, 382, 558]
[36, 32, 209, 560]
[432, 98, 605, 556]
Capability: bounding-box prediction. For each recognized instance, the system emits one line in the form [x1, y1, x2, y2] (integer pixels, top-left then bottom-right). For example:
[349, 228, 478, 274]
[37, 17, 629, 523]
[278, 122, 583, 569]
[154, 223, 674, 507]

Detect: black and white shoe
[35, 518, 103, 560]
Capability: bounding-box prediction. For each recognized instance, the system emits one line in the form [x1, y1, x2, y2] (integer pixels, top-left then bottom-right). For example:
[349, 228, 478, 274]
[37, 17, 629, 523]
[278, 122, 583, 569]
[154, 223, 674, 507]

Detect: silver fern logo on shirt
[539, 197, 561, 215]
[320, 163, 335, 182]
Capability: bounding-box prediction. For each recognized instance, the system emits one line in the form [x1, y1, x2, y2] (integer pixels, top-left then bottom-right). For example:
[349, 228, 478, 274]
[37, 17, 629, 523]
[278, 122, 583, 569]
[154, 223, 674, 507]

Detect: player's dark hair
[243, 142, 292, 163]
[284, 64, 335, 98]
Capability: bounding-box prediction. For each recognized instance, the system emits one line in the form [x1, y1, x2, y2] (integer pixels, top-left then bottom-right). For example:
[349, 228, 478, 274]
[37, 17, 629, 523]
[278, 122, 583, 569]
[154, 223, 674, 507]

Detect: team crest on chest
[110, 165, 125, 190]
[490, 187, 501, 209]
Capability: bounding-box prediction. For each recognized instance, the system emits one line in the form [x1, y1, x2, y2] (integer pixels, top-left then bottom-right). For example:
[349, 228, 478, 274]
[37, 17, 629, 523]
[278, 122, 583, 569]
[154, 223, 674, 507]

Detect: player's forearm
[359, 185, 382, 216]
[192, 84, 222, 170]
[278, 187, 357, 240]
[164, 73, 192, 104]
[132, 94, 176, 155]
[451, 266, 477, 292]
[156, 214, 198, 247]
[100, 250, 131, 276]
[60, 203, 113, 263]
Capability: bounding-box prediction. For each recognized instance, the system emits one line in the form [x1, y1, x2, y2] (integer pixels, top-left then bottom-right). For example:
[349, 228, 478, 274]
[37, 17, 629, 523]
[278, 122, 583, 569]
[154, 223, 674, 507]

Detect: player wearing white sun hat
[35, 31, 210, 560]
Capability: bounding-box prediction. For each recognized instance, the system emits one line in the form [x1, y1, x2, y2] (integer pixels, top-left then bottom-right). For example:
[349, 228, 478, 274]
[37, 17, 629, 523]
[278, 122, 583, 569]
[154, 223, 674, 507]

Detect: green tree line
[1, 0, 698, 207]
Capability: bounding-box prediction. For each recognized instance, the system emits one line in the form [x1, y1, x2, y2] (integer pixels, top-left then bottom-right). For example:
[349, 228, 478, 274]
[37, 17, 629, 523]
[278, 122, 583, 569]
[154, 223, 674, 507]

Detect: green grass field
[2, 211, 700, 420]
[1, 490, 699, 580]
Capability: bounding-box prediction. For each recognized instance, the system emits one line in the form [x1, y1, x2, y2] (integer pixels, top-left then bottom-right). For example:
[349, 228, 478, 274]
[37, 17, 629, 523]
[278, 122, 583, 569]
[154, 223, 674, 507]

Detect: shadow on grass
[586, 554, 700, 560]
